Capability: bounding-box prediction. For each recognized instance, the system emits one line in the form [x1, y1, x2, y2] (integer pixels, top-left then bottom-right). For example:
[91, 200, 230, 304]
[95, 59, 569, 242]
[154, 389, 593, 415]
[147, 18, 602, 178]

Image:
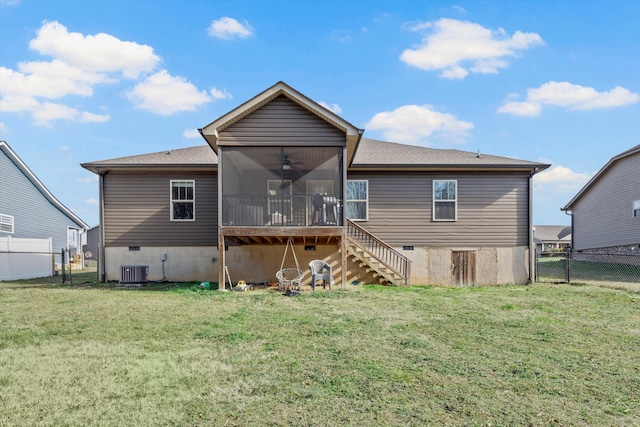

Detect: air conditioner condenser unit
[119, 265, 148, 284]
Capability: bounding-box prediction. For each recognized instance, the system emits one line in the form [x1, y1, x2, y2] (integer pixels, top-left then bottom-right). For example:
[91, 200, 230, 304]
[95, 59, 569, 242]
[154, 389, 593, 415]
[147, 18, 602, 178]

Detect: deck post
[218, 232, 226, 290]
[341, 233, 347, 290]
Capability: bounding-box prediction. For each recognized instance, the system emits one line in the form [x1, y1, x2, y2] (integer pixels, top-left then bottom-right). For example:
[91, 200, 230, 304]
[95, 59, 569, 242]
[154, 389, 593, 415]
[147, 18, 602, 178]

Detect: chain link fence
[0, 248, 81, 285]
[536, 250, 640, 291]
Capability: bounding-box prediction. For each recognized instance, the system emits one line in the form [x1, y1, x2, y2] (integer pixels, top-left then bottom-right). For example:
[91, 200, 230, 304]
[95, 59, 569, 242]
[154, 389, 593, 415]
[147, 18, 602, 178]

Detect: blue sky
[1, 0, 639, 228]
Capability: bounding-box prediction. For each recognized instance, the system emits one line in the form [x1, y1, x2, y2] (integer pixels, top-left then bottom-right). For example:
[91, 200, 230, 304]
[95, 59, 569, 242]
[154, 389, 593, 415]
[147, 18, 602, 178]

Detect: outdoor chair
[308, 260, 332, 290]
[276, 267, 304, 291]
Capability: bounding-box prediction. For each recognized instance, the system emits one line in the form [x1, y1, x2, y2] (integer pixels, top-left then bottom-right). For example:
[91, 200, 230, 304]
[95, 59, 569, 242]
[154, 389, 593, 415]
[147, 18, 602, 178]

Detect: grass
[1, 274, 639, 426]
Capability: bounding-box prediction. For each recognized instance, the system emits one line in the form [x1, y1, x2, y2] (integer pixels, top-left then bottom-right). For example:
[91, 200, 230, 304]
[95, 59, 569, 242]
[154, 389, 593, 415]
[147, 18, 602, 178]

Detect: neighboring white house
[533, 225, 572, 252]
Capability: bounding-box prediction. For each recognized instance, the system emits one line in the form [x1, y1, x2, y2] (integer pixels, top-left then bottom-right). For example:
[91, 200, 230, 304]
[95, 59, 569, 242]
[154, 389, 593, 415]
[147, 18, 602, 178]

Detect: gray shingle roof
[352, 138, 548, 169]
[81, 139, 548, 172]
[81, 145, 218, 172]
[533, 225, 572, 242]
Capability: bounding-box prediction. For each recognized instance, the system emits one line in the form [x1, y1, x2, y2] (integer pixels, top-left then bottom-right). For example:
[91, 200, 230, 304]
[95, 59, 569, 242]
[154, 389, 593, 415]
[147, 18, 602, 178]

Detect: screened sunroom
[220, 146, 344, 227]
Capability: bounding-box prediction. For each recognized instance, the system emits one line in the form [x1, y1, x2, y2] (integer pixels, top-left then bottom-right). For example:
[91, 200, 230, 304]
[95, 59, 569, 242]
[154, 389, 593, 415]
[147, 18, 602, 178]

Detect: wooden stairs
[346, 220, 411, 286]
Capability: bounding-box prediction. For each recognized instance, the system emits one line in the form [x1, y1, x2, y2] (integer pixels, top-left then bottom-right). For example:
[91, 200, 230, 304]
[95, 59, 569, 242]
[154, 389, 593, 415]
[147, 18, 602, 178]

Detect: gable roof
[562, 144, 640, 211]
[81, 145, 217, 173]
[533, 225, 572, 243]
[199, 81, 364, 165]
[1, 141, 89, 229]
[82, 139, 549, 173]
[352, 138, 550, 172]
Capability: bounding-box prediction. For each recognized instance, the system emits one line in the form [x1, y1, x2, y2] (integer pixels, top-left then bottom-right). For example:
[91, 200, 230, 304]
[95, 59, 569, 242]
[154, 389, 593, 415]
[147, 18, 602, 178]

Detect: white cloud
[1, 62, 111, 99]
[0, 94, 109, 125]
[0, 122, 8, 133]
[318, 101, 342, 114]
[79, 111, 110, 123]
[183, 128, 201, 138]
[208, 17, 254, 40]
[85, 198, 100, 206]
[528, 81, 639, 110]
[496, 101, 542, 117]
[29, 21, 159, 79]
[0, 94, 40, 112]
[59, 145, 70, 150]
[452, 5, 467, 14]
[126, 70, 211, 115]
[0, 21, 161, 125]
[400, 18, 543, 79]
[498, 81, 639, 116]
[534, 164, 591, 193]
[77, 175, 99, 183]
[32, 102, 83, 126]
[366, 104, 473, 146]
[210, 86, 232, 100]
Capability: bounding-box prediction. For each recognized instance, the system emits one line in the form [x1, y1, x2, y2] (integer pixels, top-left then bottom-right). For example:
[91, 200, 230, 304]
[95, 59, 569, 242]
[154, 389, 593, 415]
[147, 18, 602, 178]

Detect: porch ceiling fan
[268, 151, 303, 171]
[281, 154, 303, 170]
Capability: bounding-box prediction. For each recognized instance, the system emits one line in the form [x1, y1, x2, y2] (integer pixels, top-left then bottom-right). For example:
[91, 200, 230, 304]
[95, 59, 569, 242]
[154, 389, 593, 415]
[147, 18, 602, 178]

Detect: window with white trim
[0, 214, 14, 233]
[433, 180, 457, 221]
[171, 180, 195, 221]
[634, 200, 640, 218]
[346, 180, 368, 221]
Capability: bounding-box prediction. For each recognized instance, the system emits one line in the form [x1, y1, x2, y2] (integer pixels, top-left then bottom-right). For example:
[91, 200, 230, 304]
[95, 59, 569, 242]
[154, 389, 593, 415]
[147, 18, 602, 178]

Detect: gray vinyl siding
[349, 171, 530, 247]
[103, 172, 217, 246]
[0, 148, 84, 254]
[570, 153, 640, 250]
[218, 95, 345, 146]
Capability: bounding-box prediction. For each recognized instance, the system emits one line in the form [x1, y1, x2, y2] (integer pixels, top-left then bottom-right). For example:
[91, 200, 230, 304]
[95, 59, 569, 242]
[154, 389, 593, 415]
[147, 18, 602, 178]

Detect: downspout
[98, 170, 106, 283]
[528, 169, 536, 284]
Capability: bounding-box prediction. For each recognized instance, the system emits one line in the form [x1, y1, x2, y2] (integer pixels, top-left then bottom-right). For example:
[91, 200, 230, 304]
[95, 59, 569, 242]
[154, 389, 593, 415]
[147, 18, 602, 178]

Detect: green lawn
[1, 274, 639, 426]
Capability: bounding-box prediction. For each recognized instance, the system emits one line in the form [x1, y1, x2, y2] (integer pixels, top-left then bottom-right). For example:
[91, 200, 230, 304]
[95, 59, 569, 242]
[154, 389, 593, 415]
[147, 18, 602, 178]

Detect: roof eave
[349, 163, 550, 172]
[81, 163, 217, 174]
[562, 145, 640, 210]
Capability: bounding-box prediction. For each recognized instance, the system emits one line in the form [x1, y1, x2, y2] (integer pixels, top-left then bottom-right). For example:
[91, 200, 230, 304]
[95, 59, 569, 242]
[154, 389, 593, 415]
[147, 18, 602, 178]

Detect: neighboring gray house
[533, 225, 572, 252]
[0, 141, 89, 263]
[82, 82, 549, 287]
[82, 225, 100, 260]
[562, 145, 640, 254]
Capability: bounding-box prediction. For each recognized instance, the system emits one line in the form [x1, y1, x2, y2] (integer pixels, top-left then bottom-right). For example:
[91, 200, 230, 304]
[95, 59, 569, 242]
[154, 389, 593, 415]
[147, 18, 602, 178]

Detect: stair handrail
[346, 219, 410, 285]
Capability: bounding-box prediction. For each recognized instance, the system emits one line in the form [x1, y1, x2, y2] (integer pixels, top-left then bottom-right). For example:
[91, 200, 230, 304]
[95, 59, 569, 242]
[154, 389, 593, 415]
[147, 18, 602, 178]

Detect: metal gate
[535, 251, 569, 283]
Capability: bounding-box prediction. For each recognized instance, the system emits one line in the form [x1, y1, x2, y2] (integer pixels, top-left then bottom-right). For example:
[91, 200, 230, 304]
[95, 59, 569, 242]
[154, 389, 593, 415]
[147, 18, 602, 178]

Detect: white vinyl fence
[0, 236, 53, 280]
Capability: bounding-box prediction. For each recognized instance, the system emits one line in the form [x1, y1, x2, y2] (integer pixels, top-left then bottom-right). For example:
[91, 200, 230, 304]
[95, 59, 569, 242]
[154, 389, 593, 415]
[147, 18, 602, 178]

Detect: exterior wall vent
[119, 265, 148, 284]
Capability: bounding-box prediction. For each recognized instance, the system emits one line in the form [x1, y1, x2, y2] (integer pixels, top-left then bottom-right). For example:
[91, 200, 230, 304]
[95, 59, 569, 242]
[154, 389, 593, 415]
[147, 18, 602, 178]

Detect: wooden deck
[220, 226, 344, 245]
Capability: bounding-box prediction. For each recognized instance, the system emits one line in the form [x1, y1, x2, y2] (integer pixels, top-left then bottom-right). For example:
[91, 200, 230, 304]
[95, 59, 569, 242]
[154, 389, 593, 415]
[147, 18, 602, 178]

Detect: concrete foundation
[104, 244, 530, 286]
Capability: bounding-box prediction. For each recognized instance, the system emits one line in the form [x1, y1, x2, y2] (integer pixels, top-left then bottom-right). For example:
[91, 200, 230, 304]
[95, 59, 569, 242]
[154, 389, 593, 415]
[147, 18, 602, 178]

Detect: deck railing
[222, 194, 342, 227]
[346, 219, 410, 285]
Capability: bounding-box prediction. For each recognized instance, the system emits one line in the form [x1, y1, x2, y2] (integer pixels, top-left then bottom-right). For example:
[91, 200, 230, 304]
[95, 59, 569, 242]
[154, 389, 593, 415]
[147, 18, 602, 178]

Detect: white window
[634, 200, 640, 218]
[0, 214, 14, 233]
[346, 180, 368, 221]
[171, 180, 195, 221]
[433, 180, 457, 221]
